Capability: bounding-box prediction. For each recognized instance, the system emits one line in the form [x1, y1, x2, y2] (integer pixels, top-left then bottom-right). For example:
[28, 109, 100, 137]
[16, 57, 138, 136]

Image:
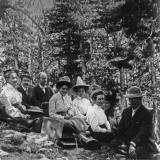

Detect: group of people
[0, 68, 155, 159]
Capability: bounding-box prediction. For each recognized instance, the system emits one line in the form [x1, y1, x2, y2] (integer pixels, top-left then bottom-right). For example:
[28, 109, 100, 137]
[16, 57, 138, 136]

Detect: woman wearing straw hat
[49, 76, 74, 119]
[86, 89, 112, 142]
[71, 76, 92, 120]
[49, 76, 89, 136]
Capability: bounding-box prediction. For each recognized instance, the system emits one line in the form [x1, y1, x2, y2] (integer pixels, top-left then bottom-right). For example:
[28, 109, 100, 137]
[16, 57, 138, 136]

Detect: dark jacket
[17, 86, 36, 107]
[117, 105, 152, 146]
[32, 85, 53, 107]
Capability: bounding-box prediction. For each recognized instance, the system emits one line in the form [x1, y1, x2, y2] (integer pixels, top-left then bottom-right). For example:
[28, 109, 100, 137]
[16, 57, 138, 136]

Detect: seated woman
[49, 76, 74, 120]
[87, 89, 112, 142]
[104, 96, 121, 132]
[71, 76, 92, 120]
[0, 69, 35, 128]
[49, 76, 88, 136]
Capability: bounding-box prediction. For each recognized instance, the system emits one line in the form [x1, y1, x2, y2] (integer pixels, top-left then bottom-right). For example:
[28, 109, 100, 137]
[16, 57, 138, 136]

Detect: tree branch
[2, 4, 45, 36]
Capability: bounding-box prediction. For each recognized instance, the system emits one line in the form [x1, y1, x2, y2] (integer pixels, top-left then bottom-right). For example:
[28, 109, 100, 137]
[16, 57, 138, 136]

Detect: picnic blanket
[41, 116, 89, 139]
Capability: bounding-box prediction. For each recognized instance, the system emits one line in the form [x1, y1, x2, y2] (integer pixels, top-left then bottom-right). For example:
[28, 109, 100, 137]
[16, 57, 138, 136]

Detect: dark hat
[56, 76, 71, 89]
[91, 89, 105, 100]
[124, 86, 143, 98]
[71, 76, 89, 94]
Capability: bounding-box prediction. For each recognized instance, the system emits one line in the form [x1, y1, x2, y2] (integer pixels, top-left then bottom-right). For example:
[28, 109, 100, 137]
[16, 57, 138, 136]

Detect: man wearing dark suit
[110, 86, 153, 159]
[17, 73, 36, 108]
[32, 72, 53, 108]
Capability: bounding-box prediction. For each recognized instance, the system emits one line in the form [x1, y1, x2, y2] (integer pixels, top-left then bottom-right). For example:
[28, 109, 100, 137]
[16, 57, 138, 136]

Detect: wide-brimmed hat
[71, 76, 90, 94]
[56, 76, 71, 89]
[91, 89, 105, 100]
[27, 106, 44, 114]
[124, 86, 143, 98]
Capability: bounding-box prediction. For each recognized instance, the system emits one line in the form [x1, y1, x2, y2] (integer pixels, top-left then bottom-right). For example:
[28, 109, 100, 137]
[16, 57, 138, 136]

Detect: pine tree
[45, 1, 88, 80]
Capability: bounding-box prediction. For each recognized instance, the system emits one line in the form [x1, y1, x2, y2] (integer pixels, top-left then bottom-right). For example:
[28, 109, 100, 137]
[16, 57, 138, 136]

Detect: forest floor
[0, 123, 159, 160]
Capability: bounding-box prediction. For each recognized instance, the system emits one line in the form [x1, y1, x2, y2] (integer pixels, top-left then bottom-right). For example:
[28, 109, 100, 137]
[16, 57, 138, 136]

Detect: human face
[59, 85, 69, 96]
[39, 73, 47, 86]
[104, 100, 111, 111]
[95, 94, 105, 107]
[21, 77, 31, 89]
[128, 97, 141, 109]
[77, 88, 85, 97]
[8, 73, 18, 88]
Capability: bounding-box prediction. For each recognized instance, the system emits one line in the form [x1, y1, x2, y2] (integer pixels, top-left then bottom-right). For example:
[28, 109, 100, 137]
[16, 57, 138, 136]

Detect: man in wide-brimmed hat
[110, 86, 153, 159]
[71, 76, 92, 119]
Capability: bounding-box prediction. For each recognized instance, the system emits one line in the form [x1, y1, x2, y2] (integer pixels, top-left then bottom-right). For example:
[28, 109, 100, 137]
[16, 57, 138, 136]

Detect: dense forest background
[0, 0, 159, 101]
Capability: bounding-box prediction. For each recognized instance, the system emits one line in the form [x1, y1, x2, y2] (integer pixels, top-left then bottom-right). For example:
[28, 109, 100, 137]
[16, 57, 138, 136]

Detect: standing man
[32, 72, 53, 108]
[110, 86, 153, 159]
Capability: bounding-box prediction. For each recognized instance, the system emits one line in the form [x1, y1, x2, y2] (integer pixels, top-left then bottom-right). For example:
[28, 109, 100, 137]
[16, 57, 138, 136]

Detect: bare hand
[101, 128, 107, 133]
[21, 114, 30, 119]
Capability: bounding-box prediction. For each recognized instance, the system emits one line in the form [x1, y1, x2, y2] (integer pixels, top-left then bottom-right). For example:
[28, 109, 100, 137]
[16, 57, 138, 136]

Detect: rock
[43, 141, 54, 147]
[38, 148, 48, 154]
[0, 149, 8, 157]
[24, 146, 31, 153]
[26, 132, 48, 144]
[39, 158, 50, 160]
[1, 144, 23, 153]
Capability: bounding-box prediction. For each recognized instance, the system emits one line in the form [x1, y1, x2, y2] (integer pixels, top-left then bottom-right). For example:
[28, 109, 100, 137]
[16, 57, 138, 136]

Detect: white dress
[87, 104, 111, 132]
[72, 96, 92, 119]
[0, 83, 23, 117]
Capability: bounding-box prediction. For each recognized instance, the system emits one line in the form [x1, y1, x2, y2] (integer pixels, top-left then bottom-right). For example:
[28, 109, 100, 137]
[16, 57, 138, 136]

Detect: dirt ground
[0, 123, 160, 160]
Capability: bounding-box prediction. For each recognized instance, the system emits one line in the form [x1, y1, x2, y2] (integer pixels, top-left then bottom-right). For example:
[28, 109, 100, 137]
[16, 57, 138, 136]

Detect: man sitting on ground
[110, 86, 153, 159]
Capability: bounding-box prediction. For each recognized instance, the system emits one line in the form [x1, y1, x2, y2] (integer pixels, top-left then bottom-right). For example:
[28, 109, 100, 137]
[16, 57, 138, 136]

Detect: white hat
[71, 76, 90, 93]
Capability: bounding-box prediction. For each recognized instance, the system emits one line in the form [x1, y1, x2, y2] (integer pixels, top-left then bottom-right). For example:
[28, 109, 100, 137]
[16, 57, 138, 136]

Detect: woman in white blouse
[49, 76, 74, 119]
[87, 89, 112, 142]
[71, 76, 92, 120]
[0, 69, 29, 118]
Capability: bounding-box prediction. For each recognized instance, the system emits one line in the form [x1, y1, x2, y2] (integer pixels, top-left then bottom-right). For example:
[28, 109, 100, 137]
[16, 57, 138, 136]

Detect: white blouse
[87, 104, 111, 132]
[0, 83, 23, 117]
[49, 92, 73, 119]
[72, 96, 92, 118]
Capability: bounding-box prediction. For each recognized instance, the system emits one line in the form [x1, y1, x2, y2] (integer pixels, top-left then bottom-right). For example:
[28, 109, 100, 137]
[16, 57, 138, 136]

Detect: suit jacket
[117, 105, 152, 146]
[32, 85, 53, 107]
[17, 86, 36, 107]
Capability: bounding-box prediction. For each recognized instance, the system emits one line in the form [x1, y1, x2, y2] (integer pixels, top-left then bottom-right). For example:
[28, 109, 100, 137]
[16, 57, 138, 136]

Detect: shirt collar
[39, 83, 46, 89]
[58, 92, 67, 98]
[21, 85, 27, 91]
[132, 105, 141, 112]
[6, 83, 15, 89]
[76, 96, 83, 100]
[93, 104, 101, 109]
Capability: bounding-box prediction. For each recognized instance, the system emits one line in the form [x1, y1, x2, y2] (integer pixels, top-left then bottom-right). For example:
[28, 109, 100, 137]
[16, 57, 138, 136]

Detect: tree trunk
[120, 67, 126, 109]
[38, 35, 43, 71]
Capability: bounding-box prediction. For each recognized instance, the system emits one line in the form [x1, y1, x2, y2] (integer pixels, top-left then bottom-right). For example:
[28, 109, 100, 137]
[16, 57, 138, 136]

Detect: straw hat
[56, 76, 71, 89]
[71, 76, 90, 93]
[124, 86, 142, 98]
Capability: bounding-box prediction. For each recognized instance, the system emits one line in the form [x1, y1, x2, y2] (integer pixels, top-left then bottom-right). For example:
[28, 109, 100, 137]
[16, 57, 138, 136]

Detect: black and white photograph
[0, 0, 159, 159]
